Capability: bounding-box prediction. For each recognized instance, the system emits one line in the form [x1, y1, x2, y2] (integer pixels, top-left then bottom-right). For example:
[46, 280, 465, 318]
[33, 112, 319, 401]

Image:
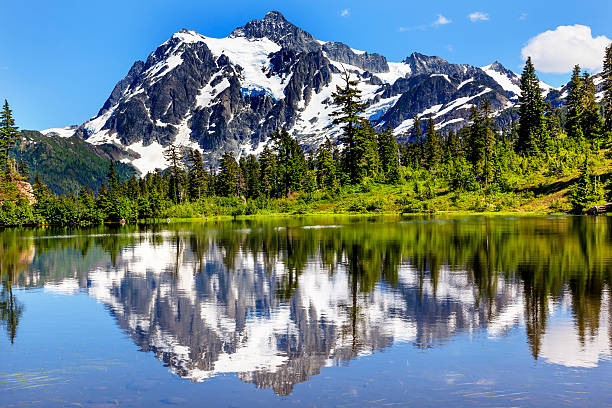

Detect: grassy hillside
[160, 149, 612, 218]
[11, 131, 137, 195]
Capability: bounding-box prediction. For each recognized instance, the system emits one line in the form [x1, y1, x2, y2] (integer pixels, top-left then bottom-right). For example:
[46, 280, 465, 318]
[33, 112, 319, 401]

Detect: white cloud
[519, 13, 527, 21]
[521, 25, 611, 73]
[340, 9, 349, 17]
[468, 12, 489, 22]
[399, 24, 426, 32]
[432, 14, 451, 27]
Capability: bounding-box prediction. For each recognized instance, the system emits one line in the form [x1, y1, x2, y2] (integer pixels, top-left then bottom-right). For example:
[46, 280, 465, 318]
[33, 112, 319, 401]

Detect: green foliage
[424, 116, 441, 170]
[216, 151, 241, 197]
[569, 159, 604, 213]
[331, 71, 367, 183]
[517, 57, 547, 155]
[0, 100, 19, 176]
[11, 130, 135, 195]
[3, 51, 612, 227]
[603, 44, 612, 134]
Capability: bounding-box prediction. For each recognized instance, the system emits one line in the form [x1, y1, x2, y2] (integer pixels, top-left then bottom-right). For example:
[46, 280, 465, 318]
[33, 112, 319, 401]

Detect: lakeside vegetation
[1, 47, 612, 226]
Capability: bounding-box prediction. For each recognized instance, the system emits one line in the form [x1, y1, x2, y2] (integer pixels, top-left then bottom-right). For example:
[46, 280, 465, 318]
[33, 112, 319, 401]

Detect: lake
[1, 215, 612, 407]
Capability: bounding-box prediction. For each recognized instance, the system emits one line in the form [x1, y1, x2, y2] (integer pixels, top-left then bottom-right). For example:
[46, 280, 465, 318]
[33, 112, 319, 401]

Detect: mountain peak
[264, 10, 288, 21]
[485, 61, 509, 73]
[230, 11, 320, 52]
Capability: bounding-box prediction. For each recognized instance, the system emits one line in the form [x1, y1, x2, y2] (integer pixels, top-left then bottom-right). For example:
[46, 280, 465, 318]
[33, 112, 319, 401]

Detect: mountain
[42, 11, 558, 174]
[13, 130, 137, 195]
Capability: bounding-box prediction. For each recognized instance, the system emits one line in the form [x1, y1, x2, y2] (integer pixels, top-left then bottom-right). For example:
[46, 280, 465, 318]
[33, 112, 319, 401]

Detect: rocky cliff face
[43, 11, 558, 173]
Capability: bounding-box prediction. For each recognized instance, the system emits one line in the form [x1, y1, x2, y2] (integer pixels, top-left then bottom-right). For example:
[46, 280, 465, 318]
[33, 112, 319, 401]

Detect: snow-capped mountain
[42, 11, 557, 173]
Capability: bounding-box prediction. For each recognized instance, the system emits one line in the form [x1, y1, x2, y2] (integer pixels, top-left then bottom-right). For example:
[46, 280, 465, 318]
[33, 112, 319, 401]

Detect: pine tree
[354, 121, 380, 182]
[331, 71, 367, 183]
[570, 158, 604, 213]
[602, 44, 612, 134]
[580, 72, 603, 141]
[377, 125, 401, 183]
[163, 144, 185, 203]
[217, 151, 241, 197]
[424, 116, 441, 170]
[270, 129, 307, 197]
[259, 145, 277, 197]
[17, 161, 29, 179]
[565, 65, 584, 140]
[517, 57, 545, 155]
[409, 114, 424, 167]
[480, 100, 496, 186]
[239, 154, 261, 199]
[316, 138, 339, 192]
[0, 100, 20, 176]
[186, 149, 208, 200]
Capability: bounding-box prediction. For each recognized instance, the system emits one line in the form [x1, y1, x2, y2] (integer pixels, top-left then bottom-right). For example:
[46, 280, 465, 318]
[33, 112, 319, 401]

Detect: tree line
[1, 45, 612, 225]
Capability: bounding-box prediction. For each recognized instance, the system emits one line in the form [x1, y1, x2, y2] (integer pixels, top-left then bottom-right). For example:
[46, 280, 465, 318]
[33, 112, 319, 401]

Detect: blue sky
[1, 0, 610, 130]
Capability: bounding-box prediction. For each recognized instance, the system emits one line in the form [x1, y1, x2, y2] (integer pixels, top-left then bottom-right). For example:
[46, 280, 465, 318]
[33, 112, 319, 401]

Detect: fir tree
[17, 161, 29, 179]
[517, 57, 545, 154]
[271, 129, 307, 197]
[409, 114, 424, 167]
[316, 138, 339, 193]
[217, 151, 241, 197]
[331, 70, 367, 183]
[239, 154, 261, 199]
[377, 125, 401, 183]
[0, 100, 19, 176]
[163, 144, 185, 203]
[602, 44, 612, 134]
[186, 149, 208, 200]
[565, 65, 584, 140]
[580, 72, 603, 141]
[424, 116, 441, 170]
[354, 121, 380, 182]
[259, 145, 277, 198]
[570, 158, 604, 213]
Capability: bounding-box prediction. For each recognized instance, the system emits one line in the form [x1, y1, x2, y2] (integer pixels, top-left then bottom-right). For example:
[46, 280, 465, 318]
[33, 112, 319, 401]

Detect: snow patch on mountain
[481, 64, 522, 96]
[41, 126, 78, 138]
[375, 62, 412, 84]
[200, 34, 286, 100]
[122, 141, 168, 174]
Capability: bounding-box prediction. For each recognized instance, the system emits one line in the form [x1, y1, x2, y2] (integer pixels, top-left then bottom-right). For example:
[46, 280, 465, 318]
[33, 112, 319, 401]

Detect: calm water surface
[1, 216, 612, 407]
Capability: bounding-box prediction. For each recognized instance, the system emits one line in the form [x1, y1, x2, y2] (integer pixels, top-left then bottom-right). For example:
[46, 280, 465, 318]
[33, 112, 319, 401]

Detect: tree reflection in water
[1, 216, 611, 394]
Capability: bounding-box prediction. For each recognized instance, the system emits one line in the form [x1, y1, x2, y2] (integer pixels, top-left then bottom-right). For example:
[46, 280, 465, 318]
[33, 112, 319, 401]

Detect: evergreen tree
[271, 129, 307, 197]
[424, 116, 441, 170]
[217, 151, 241, 197]
[186, 149, 208, 200]
[259, 145, 277, 198]
[580, 72, 603, 141]
[479, 100, 496, 185]
[331, 71, 367, 183]
[603, 44, 612, 134]
[316, 138, 339, 193]
[0, 100, 19, 176]
[408, 114, 424, 167]
[570, 158, 604, 213]
[565, 65, 584, 140]
[377, 125, 401, 183]
[354, 121, 380, 182]
[17, 161, 29, 179]
[517, 57, 545, 154]
[163, 144, 185, 203]
[239, 154, 261, 199]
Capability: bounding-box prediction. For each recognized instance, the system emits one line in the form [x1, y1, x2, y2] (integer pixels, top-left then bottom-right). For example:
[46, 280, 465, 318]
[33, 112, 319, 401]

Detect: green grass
[160, 149, 611, 219]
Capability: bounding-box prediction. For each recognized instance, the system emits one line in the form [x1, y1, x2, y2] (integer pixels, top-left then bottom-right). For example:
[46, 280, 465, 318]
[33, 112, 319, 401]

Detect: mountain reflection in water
[1, 216, 611, 396]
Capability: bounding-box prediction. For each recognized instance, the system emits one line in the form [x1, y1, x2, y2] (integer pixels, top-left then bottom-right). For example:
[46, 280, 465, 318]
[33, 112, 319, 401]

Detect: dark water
[1, 216, 612, 407]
